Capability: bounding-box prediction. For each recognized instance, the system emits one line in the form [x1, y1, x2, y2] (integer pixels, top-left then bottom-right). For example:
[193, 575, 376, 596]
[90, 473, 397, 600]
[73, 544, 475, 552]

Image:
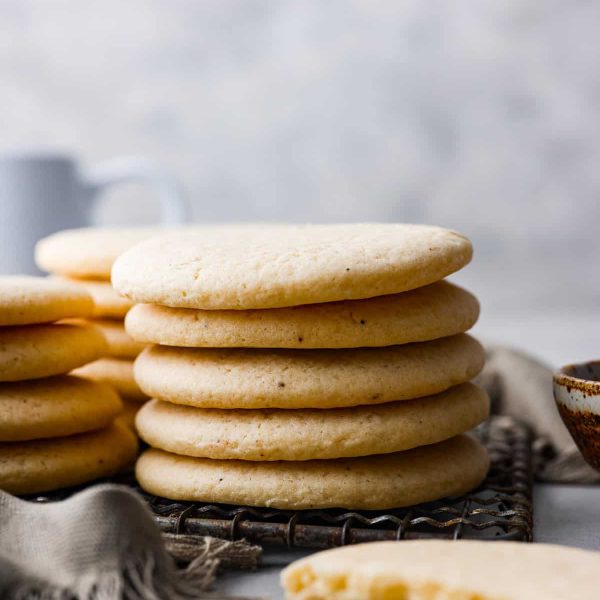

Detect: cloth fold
[477, 346, 600, 484]
[0, 484, 262, 599]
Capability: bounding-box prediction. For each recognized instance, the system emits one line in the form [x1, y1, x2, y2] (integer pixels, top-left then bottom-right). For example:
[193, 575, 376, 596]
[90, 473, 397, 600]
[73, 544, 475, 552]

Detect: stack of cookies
[0, 276, 137, 494]
[113, 224, 490, 510]
[36, 228, 159, 428]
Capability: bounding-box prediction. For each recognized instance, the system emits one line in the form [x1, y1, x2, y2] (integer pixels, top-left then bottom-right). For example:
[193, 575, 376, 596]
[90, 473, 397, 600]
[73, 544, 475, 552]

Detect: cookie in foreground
[281, 540, 598, 600]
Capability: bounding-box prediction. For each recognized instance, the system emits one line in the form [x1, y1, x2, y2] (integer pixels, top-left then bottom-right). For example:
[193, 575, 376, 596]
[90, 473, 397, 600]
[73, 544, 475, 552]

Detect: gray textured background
[1, 1, 598, 362]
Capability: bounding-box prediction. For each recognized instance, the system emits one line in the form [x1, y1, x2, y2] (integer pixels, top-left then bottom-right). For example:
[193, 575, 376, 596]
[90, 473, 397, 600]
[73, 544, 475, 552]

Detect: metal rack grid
[134, 415, 533, 548]
[29, 415, 532, 549]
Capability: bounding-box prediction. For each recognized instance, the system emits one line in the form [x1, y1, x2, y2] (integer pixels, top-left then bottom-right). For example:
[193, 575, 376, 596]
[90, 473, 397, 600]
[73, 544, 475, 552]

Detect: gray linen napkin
[477, 345, 600, 484]
[0, 484, 261, 599]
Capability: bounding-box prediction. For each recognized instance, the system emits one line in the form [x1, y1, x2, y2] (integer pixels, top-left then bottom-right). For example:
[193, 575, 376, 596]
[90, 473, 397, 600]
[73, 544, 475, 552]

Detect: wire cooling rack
[29, 415, 533, 549]
[140, 415, 534, 548]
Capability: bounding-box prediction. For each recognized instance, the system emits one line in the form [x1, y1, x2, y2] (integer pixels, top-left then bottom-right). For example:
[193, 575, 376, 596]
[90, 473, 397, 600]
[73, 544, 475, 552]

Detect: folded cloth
[0, 484, 261, 599]
[477, 346, 600, 484]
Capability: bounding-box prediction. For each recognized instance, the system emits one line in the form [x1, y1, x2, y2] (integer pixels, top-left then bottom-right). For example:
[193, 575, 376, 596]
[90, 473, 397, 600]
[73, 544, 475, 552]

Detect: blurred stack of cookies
[35, 228, 157, 429]
[114, 224, 490, 510]
[0, 276, 137, 494]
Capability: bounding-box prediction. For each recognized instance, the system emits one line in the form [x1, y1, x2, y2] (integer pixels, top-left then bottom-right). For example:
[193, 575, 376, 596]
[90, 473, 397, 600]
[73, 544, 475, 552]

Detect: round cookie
[282, 541, 600, 600]
[136, 434, 488, 509]
[35, 227, 165, 280]
[0, 323, 106, 382]
[134, 333, 484, 409]
[91, 319, 146, 359]
[72, 358, 148, 402]
[0, 276, 93, 326]
[61, 278, 133, 319]
[0, 421, 138, 495]
[0, 375, 123, 441]
[112, 224, 472, 310]
[136, 382, 489, 461]
[126, 281, 479, 349]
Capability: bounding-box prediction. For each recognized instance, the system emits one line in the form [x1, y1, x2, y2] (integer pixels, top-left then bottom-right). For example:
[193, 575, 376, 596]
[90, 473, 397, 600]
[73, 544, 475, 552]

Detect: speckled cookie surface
[0, 276, 93, 326]
[61, 278, 133, 319]
[0, 421, 138, 495]
[91, 319, 146, 359]
[126, 281, 479, 349]
[0, 375, 123, 441]
[112, 224, 472, 309]
[0, 324, 107, 382]
[134, 334, 484, 409]
[72, 358, 147, 402]
[282, 541, 600, 600]
[36, 227, 165, 280]
[136, 434, 488, 509]
[136, 383, 489, 461]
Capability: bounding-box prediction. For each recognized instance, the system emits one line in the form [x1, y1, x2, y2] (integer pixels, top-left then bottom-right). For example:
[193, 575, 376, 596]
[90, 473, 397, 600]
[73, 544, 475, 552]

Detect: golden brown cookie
[35, 227, 164, 280]
[0, 375, 122, 441]
[0, 421, 138, 495]
[136, 383, 489, 460]
[60, 277, 133, 319]
[91, 319, 146, 359]
[72, 358, 148, 402]
[0, 323, 106, 382]
[134, 334, 484, 409]
[113, 224, 472, 309]
[136, 434, 488, 509]
[0, 276, 93, 326]
[120, 399, 142, 432]
[125, 281, 479, 349]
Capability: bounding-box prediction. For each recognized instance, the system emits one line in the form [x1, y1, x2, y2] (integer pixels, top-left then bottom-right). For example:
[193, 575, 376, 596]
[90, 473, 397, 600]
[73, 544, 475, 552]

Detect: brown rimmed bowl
[553, 361, 600, 471]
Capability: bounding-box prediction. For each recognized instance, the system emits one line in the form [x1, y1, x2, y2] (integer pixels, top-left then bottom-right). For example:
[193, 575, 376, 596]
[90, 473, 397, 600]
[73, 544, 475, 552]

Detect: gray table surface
[214, 484, 600, 599]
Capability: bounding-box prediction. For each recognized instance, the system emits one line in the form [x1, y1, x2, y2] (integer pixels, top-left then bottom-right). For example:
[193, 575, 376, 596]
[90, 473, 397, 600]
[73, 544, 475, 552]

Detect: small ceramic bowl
[553, 361, 600, 471]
